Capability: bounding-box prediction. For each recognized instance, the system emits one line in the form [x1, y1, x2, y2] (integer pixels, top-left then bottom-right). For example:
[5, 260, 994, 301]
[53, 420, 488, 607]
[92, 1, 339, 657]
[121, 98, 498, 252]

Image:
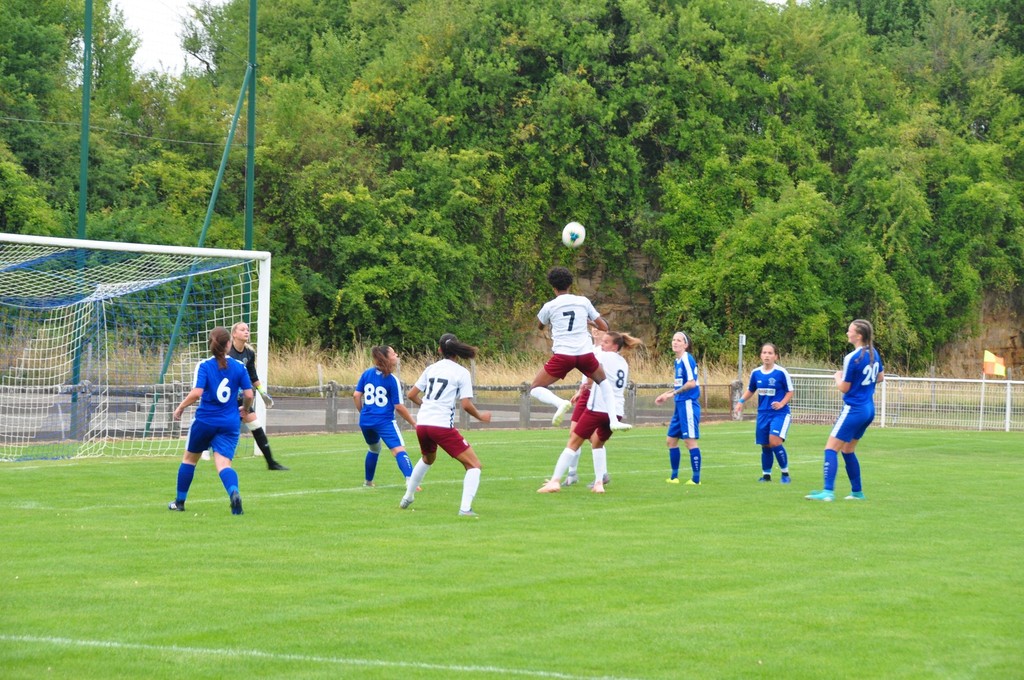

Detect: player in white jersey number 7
[529, 267, 631, 431]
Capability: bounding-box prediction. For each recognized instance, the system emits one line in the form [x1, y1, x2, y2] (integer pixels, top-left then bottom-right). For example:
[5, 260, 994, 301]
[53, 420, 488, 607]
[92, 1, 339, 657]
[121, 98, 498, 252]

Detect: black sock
[252, 427, 275, 463]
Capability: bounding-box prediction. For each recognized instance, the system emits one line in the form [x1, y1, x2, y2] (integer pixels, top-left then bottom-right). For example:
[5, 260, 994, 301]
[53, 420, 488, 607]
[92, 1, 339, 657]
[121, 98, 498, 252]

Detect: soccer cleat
[564, 474, 580, 486]
[587, 474, 611, 489]
[168, 500, 185, 511]
[845, 491, 865, 500]
[685, 479, 701, 486]
[537, 480, 561, 493]
[399, 497, 414, 509]
[267, 461, 289, 471]
[230, 491, 243, 515]
[805, 490, 835, 502]
[200, 450, 211, 461]
[591, 480, 605, 494]
[608, 419, 633, 431]
[363, 480, 376, 487]
[551, 400, 572, 426]
[759, 474, 772, 482]
[458, 509, 479, 517]
[666, 477, 680, 484]
[781, 473, 792, 484]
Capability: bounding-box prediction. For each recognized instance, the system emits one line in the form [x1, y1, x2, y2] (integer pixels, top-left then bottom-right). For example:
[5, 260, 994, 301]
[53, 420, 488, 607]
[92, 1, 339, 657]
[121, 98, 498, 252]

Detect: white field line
[0, 634, 646, 680]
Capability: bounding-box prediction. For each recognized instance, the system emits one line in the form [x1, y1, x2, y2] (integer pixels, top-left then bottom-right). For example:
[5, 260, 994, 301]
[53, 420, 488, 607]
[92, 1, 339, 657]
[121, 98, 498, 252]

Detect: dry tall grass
[266, 343, 834, 387]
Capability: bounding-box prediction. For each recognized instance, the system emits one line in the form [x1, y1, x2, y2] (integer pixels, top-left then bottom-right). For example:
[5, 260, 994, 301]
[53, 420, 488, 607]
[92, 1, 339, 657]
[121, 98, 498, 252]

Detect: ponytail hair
[605, 331, 644, 353]
[209, 327, 230, 369]
[439, 333, 478, 360]
[851, 319, 875, 363]
[371, 345, 392, 376]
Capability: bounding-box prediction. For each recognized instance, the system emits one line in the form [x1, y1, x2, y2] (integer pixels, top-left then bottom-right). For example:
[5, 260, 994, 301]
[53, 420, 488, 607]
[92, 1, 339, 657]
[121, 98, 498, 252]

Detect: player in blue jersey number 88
[354, 346, 417, 488]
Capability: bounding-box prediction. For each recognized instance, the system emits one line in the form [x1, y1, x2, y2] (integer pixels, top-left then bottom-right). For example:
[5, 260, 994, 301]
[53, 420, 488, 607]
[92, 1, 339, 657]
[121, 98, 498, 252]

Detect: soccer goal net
[0, 234, 270, 461]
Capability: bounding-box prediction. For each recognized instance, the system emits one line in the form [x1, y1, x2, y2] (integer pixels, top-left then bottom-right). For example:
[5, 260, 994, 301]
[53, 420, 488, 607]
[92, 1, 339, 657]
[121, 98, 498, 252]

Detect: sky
[116, 0, 225, 75]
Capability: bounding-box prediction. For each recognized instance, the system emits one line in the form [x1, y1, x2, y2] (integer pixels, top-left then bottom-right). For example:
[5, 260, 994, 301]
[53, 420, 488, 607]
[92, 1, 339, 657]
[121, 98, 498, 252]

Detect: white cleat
[399, 497, 414, 509]
[551, 400, 572, 426]
[608, 419, 633, 431]
[537, 480, 561, 493]
[564, 474, 579, 486]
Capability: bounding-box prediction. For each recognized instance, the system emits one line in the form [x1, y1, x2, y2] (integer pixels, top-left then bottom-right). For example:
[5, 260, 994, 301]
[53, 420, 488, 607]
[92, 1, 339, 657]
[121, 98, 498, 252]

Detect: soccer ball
[561, 222, 586, 248]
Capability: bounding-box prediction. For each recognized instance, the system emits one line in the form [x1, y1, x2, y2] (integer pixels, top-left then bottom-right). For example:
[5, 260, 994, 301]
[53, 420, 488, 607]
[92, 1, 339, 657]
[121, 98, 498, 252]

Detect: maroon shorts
[570, 385, 593, 423]
[416, 425, 471, 458]
[572, 408, 620, 443]
[543, 353, 600, 380]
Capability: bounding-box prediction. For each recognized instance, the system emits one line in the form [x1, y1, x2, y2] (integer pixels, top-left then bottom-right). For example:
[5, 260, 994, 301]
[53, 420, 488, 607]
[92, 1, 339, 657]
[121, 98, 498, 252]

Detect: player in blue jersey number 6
[734, 343, 794, 483]
[168, 326, 253, 515]
[806, 319, 885, 502]
[354, 345, 417, 487]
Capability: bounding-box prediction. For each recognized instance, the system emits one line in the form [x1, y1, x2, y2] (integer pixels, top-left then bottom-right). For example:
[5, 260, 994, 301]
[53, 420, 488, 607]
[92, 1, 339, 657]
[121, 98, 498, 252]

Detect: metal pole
[245, 0, 257, 250]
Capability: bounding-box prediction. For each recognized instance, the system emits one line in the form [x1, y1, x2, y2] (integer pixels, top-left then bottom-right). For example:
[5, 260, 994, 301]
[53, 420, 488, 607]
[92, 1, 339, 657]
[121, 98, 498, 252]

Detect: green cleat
[805, 490, 835, 502]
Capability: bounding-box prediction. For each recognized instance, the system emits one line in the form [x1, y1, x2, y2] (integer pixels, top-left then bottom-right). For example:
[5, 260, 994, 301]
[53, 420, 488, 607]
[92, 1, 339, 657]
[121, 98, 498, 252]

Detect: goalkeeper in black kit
[229, 322, 288, 471]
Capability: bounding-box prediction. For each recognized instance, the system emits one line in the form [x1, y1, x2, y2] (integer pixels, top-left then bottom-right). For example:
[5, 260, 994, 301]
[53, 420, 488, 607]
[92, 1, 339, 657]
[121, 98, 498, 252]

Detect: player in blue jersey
[354, 345, 417, 487]
[168, 326, 253, 515]
[806, 319, 885, 502]
[655, 331, 702, 485]
[529, 267, 631, 431]
[401, 333, 492, 517]
[734, 343, 794, 483]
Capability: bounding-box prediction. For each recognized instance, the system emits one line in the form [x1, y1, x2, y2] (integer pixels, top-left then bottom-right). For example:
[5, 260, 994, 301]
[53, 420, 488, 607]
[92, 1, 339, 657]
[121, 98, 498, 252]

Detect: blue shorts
[360, 421, 406, 451]
[830, 404, 875, 443]
[186, 419, 241, 459]
[755, 411, 791, 445]
[667, 399, 700, 440]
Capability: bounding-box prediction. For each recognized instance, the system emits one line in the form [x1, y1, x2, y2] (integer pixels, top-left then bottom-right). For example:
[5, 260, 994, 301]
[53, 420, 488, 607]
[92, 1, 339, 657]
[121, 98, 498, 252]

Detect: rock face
[935, 295, 1023, 378]
[525, 256, 660, 352]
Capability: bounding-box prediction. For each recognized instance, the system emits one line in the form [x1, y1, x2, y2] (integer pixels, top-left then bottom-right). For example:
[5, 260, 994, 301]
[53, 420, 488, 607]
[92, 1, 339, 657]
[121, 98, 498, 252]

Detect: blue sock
[219, 467, 239, 496]
[669, 447, 681, 479]
[690, 448, 701, 483]
[823, 449, 838, 492]
[843, 452, 862, 493]
[175, 463, 196, 502]
[773, 445, 788, 471]
[760, 447, 773, 475]
[395, 451, 413, 478]
[364, 451, 380, 482]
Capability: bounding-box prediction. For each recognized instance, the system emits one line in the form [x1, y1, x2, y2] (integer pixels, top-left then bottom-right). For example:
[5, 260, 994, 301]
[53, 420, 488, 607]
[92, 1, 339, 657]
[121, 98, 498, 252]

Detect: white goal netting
[0, 234, 270, 460]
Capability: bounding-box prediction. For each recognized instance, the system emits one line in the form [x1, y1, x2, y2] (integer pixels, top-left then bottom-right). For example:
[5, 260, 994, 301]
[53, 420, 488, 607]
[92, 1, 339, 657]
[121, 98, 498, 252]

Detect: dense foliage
[2, 0, 1022, 368]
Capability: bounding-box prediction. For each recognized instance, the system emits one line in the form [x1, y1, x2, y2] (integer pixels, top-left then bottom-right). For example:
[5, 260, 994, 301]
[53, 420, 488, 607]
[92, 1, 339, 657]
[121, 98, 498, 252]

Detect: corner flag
[983, 350, 1006, 377]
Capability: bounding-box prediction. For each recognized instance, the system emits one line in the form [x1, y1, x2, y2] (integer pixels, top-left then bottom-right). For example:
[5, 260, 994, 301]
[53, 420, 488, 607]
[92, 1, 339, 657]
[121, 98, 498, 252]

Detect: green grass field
[2, 422, 1022, 679]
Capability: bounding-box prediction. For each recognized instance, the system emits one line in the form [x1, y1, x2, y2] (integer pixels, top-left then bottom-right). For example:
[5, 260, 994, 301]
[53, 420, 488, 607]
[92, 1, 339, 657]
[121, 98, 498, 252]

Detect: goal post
[0, 233, 271, 460]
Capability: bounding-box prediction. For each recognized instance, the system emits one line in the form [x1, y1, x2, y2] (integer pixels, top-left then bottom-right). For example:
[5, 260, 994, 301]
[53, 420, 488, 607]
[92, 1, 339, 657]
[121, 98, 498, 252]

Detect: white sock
[592, 447, 607, 482]
[567, 447, 582, 476]
[552, 448, 575, 482]
[405, 460, 431, 499]
[461, 467, 481, 512]
[530, 386, 566, 408]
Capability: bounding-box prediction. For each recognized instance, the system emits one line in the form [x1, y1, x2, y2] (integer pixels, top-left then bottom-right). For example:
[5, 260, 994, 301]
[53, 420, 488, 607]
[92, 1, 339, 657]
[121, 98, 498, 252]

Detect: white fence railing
[787, 374, 1024, 432]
